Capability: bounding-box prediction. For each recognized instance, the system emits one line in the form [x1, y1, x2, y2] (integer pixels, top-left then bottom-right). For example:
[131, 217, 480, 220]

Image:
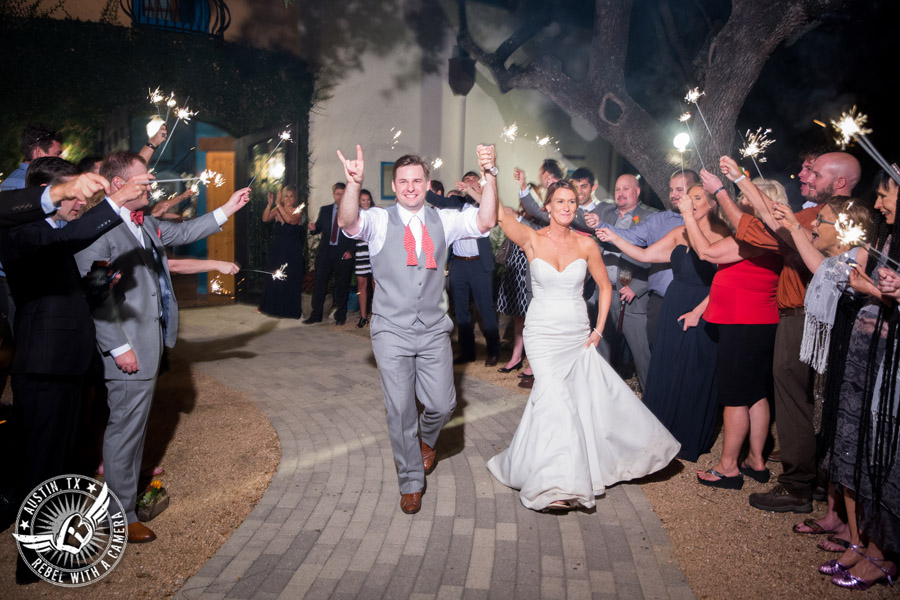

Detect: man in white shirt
[336, 145, 497, 514]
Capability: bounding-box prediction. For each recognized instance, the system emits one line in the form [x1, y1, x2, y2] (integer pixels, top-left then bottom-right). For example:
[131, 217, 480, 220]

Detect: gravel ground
[1, 353, 279, 599]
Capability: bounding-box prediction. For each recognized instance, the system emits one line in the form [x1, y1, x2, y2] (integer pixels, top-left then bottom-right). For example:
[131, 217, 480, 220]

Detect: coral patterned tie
[130, 210, 144, 226]
[403, 221, 437, 269]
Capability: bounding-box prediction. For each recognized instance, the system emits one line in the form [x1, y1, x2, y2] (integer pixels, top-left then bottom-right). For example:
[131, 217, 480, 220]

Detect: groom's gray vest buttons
[370, 204, 448, 328]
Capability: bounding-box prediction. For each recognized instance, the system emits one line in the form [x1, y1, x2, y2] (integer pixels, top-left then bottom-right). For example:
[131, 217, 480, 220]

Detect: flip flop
[697, 468, 744, 490]
[818, 536, 850, 553]
[740, 463, 771, 484]
[793, 518, 837, 535]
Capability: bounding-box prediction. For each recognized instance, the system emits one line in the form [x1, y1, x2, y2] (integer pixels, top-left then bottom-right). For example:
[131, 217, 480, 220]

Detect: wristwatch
[488, 166, 499, 176]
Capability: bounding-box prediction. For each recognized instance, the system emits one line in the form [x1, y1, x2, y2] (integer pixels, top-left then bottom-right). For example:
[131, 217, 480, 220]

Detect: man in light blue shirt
[0, 125, 63, 192]
[586, 170, 700, 346]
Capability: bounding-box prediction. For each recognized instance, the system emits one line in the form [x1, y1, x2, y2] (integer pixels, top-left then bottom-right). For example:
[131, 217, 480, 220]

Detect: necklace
[544, 228, 576, 255]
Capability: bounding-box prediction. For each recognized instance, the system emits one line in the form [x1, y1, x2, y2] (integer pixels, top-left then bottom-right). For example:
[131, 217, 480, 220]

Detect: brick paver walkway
[174, 305, 692, 600]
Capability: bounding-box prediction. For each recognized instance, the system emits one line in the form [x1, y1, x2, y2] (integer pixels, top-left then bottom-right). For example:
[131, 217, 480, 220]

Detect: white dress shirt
[350, 203, 487, 257]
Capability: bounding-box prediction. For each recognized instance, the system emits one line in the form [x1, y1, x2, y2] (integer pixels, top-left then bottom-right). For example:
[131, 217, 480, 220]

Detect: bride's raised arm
[498, 204, 537, 255]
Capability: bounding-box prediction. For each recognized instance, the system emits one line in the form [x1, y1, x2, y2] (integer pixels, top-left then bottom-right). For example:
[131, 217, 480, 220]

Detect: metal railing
[120, 0, 231, 38]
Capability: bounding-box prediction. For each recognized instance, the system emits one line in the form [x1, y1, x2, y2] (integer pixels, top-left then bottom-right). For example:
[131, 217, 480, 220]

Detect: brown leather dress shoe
[421, 441, 437, 474]
[484, 355, 499, 367]
[518, 377, 534, 389]
[128, 521, 157, 543]
[400, 492, 422, 514]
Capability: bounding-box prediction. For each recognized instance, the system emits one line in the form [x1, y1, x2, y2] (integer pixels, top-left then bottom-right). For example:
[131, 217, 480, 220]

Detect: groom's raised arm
[337, 144, 364, 236]
[475, 144, 498, 234]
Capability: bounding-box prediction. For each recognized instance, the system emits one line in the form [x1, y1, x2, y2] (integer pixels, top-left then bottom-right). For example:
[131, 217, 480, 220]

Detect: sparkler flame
[830, 106, 872, 150]
[166, 93, 177, 108]
[431, 158, 443, 170]
[175, 106, 196, 123]
[149, 87, 165, 105]
[292, 202, 306, 216]
[679, 112, 692, 122]
[198, 169, 226, 188]
[835, 211, 867, 247]
[740, 128, 776, 163]
[150, 188, 165, 202]
[272, 263, 288, 281]
[279, 129, 292, 142]
[684, 87, 705, 104]
[500, 122, 519, 143]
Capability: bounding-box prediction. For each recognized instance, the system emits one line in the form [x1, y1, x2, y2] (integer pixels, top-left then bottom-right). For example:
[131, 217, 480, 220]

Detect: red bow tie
[130, 210, 144, 227]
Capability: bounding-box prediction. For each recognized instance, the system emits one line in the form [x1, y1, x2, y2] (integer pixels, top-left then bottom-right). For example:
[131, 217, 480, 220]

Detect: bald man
[593, 174, 658, 390]
[806, 152, 861, 203]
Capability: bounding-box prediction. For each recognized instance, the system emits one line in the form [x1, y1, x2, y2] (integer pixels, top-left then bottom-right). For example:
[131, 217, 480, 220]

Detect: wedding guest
[0, 125, 62, 191]
[597, 183, 719, 461]
[75, 151, 250, 544]
[592, 174, 658, 390]
[355, 189, 374, 328]
[708, 152, 861, 514]
[684, 185, 782, 489]
[305, 183, 355, 325]
[0, 157, 139, 585]
[589, 170, 700, 346]
[773, 197, 875, 553]
[428, 173, 500, 366]
[811, 169, 899, 588]
[496, 200, 541, 375]
[259, 186, 306, 319]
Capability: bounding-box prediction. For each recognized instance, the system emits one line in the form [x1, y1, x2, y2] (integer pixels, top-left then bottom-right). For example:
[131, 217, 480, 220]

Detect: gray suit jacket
[75, 210, 222, 380]
[593, 202, 658, 309]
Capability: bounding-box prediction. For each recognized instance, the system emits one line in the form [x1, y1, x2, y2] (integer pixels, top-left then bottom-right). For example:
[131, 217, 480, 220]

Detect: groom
[337, 144, 498, 513]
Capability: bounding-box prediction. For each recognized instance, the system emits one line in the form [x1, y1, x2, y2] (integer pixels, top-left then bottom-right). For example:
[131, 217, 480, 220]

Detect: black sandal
[739, 462, 771, 483]
[697, 468, 744, 490]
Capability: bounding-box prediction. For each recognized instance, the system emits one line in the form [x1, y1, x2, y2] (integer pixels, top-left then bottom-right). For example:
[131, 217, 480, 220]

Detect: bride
[487, 180, 681, 511]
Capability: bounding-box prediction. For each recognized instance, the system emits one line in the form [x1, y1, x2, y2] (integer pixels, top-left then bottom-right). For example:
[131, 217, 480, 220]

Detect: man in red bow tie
[75, 151, 250, 545]
[336, 144, 498, 514]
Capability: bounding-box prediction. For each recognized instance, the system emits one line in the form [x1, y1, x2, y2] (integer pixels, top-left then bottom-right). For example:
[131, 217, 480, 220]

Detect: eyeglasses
[815, 215, 835, 226]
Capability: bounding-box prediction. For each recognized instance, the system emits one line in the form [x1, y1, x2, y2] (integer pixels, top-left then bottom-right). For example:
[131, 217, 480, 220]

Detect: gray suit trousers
[371, 313, 456, 494]
[601, 296, 651, 391]
[104, 376, 159, 523]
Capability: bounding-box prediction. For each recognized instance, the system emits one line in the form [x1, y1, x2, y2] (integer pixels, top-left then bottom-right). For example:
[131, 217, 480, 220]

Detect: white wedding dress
[487, 258, 681, 510]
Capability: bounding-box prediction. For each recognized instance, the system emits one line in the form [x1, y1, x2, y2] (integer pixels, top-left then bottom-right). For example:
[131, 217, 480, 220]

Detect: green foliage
[0, 16, 315, 175]
[0, 0, 68, 19]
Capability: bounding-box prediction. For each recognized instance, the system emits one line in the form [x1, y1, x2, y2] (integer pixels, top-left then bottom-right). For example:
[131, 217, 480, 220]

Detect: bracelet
[733, 174, 746, 184]
[593, 327, 603, 338]
[146, 142, 158, 149]
[713, 186, 725, 196]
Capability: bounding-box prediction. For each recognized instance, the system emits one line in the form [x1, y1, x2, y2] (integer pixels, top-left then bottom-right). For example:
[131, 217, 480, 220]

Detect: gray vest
[370, 204, 448, 328]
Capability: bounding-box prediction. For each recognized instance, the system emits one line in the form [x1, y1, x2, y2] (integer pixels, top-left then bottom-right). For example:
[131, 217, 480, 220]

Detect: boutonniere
[632, 215, 641, 225]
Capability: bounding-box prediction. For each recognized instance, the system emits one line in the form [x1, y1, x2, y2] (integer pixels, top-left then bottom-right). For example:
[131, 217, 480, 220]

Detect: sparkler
[836, 210, 900, 272]
[500, 122, 519, 143]
[684, 87, 715, 150]
[677, 108, 706, 171]
[244, 264, 288, 280]
[390, 127, 402, 149]
[164, 93, 177, 122]
[431, 157, 443, 171]
[146, 169, 226, 187]
[291, 202, 306, 216]
[149, 87, 165, 116]
[209, 277, 233, 296]
[830, 107, 900, 187]
[247, 126, 293, 188]
[673, 133, 690, 181]
[739, 127, 775, 181]
[150, 97, 193, 170]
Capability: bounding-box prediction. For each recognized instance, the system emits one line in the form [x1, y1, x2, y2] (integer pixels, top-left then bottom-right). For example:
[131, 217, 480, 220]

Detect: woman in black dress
[258, 185, 306, 318]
